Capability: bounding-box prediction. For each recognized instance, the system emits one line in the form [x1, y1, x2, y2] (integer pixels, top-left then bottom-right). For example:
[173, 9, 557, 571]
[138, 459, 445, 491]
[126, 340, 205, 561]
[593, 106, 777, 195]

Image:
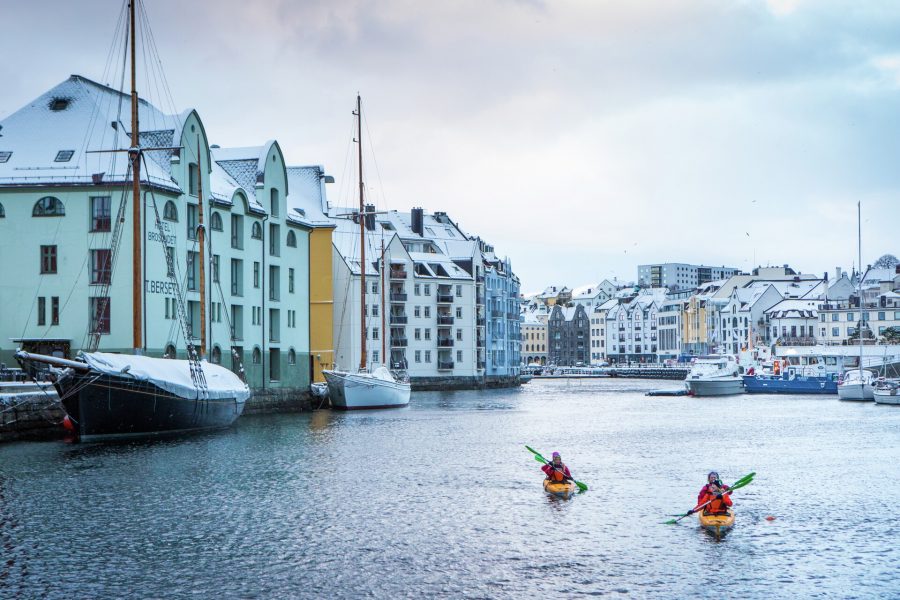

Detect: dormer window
[0, 151, 11, 163]
[55, 150, 74, 162]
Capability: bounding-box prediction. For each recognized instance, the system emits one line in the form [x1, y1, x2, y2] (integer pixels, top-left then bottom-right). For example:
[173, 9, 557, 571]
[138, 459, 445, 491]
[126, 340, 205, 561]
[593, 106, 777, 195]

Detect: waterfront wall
[0, 384, 66, 442]
[410, 375, 521, 391]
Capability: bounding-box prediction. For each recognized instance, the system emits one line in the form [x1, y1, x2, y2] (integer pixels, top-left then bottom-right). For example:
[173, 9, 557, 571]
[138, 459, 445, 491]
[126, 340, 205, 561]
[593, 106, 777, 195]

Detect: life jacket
[701, 486, 732, 514]
[546, 462, 567, 482]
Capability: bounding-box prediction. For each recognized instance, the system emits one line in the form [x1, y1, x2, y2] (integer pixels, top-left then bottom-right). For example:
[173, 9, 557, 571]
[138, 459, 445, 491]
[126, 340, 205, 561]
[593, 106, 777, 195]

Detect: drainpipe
[261, 213, 269, 391]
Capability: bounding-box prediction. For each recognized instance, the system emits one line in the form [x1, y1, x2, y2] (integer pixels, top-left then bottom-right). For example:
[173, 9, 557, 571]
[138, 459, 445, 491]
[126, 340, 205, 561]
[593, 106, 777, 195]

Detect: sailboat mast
[357, 94, 366, 371]
[381, 239, 386, 365]
[197, 140, 207, 359]
[129, 0, 143, 353]
[858, 201, 863, 370]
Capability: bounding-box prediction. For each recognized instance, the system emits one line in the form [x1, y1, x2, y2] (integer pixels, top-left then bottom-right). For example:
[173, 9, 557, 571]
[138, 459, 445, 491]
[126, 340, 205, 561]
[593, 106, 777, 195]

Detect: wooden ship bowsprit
[15, 0, 249, 441]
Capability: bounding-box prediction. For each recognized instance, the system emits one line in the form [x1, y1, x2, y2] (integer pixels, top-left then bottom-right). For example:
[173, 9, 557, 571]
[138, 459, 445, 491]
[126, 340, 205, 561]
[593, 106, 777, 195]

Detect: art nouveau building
[0, 75, 331, 394]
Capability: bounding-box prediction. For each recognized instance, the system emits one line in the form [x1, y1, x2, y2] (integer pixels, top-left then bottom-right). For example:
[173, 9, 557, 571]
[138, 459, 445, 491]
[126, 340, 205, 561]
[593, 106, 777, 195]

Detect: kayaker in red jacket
[541, 452, 572, 482]
[696, 471, 732, 515]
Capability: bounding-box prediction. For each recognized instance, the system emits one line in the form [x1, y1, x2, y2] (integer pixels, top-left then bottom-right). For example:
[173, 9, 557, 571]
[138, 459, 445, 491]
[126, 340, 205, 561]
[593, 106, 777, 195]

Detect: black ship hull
[57, 371, 246, 442]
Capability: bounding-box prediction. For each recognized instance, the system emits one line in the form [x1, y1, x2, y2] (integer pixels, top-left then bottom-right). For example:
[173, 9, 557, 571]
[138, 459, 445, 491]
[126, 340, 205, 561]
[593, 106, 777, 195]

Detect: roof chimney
[411, 207, 424, 236]
[835, 267, 842, 280]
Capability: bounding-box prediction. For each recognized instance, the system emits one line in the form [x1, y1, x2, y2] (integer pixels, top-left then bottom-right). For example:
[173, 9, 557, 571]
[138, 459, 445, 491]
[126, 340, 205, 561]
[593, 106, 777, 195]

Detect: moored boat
[743, 371, 838, 395]
[838, 369, 876, 401]
[323, 367, 410, 410]
[698, 508, 735, 537]
[685, 355, 744, 396]
[543, 479, 577, 499]
[873, 379, 900, 405]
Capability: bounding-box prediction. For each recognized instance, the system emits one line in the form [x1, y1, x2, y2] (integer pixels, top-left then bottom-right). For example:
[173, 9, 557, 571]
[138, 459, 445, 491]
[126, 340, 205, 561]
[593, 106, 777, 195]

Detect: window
[188, 163, 199, 196]
[269, 265, 280, 301]
[457, 350, 463, 363]
[231, 259, 243, 296]
[37, 297, 46, 326]
[270, 188, 279, 217]
[372, 304, 379, 317]
[424, 329, 431, 340]
[414, 284, 420, 296]
[269, 309, 280, 342]
[163, 200, 178, 222]
[847, 313, 855, 322]
[210, 212, 223, 231]
[831, 314, 839, 322]
[288, 268, 295, 293]
[456, 307, 462, 318]
[878, 312, 886, 321]
[424, 307, 431, 318]
[456, 329, 463, 341]
[33, 196, 65, 217]
[373, 350, 379, 363]
[252, 347, 261, 364]
[187, 204, 198, 240]
[185, 251, 198, 290]
[414, 328, 421, 340]
[0, 202, 4, 217]
[231, 214, 243, 249]
[231, 305, 243, 339]
[414, 306, 421, 318]
[90, 249, 111, 284]
[54, 150, 74, 162]
[269, 223, 280, 256]
[0, 152, 11, 163]
[371, 281, 378, 294]
[415, 350, 421, 363]
[288, 348, 296, 365]
[251, 222, 262, 239]
[456, 284, 462, 297]
[425, 350, 431, 363]
[90, 297, 111, 334]
[40, 245, 57, 274]
[286, 230, 297, 247]
[51, 297, 59, 326]
[372, 327, 380, 340]
[90, 196, 111, 232]
[212, 255, 220, 283]
[424, 284, 431, 296]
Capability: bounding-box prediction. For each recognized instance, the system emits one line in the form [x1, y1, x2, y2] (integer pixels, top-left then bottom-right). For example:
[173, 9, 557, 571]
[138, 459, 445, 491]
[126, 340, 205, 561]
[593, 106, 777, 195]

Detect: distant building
[521, 311, 547, 365]
[637, 263, 741, 288]
[547, 304, 589, 366]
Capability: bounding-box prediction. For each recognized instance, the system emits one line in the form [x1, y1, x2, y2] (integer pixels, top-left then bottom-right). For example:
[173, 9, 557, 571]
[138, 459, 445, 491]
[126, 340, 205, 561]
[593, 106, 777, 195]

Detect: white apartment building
[638, 263, 740, 288]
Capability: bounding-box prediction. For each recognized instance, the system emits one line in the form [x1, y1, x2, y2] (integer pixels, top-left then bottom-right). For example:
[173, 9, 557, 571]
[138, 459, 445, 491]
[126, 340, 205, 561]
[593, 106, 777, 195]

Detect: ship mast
[129, 0, 143, 353]
[381, 239, 387, 366]
[197, 140, 207, 359]
[857, 201, 863, 371]
[357, 95, 367, 372]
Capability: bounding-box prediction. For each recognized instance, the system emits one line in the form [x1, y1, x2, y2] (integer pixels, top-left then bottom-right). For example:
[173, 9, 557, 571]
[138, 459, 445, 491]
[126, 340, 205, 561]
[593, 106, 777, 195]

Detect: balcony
[491, 310, 504, 319]
[390, 315, 408, 324]
[507, 312, 519, 320]
[477, 317, 486, 327]
[476, 294, 485, 304]
[390, 269, 408, 279]
[438, 361, 455, 370]
[437, 294, 454, 304]
[391, 358, 408, 369]
[437, 338, 455, 347]
[437, 315, 455, 325]
[391, 337, 409, 347]
[390, 293, 408, 302]
[477, 361, 486, 369]
[477, 336, 486, 347]
[476, 274, 485, 282]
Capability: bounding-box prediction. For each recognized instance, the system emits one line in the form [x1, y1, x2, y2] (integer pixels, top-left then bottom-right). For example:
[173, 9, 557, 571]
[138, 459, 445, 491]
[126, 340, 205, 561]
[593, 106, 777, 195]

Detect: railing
[437, 339, 455, 347]
[477, 361, 486, 369]
[391, 337, 409, 347]
[476, 294, 485, 304]
[390, 293, 408, 302]
[438, 361, 454, 370]
[491, 310, 504, 318]
[477, 337, 486, 346]
[437, 315, 454, 325]
[390, 315, 408, 324]
[390, 270, 408, 279]
[477, 318, 486, 327]
[437, 294, 454, 303]
[507, 312, 519, 320]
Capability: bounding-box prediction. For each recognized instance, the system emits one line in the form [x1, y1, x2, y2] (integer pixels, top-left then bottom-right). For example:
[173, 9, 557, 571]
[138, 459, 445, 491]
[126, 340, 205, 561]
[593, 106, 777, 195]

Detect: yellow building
[682, 295, 710, 355]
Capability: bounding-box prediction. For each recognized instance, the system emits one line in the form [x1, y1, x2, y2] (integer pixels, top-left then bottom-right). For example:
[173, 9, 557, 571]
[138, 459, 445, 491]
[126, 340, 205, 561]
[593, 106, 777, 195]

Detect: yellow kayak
[698, 508, 735, 537]
[543, 479, 576, 499]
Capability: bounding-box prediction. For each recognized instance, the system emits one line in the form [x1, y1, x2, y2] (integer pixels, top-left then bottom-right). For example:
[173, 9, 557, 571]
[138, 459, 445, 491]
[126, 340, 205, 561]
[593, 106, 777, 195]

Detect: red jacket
[542, 462, 572, 482]
[697, 484, 732, 514]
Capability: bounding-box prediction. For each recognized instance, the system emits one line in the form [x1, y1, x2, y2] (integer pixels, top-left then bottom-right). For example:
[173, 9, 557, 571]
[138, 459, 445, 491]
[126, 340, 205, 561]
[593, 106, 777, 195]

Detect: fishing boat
[837, 369, 877, 401]
[543, 479, 577, 499]
[698, 509, 735, 538]
[873, 379, 900, 405]
[322, 96, 410, 410]
[15, 0, 249, 440]
[685, 355, 744, 396]
[743, 363, 839, 395]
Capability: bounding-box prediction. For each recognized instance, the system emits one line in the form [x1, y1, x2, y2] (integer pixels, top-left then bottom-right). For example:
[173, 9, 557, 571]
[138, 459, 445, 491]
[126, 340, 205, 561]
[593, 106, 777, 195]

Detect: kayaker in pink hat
[541, 451, 572, 483]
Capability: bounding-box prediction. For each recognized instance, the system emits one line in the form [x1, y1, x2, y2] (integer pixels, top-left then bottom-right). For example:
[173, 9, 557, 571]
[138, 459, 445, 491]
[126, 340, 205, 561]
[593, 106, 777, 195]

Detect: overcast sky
[3, 0, 898, 292]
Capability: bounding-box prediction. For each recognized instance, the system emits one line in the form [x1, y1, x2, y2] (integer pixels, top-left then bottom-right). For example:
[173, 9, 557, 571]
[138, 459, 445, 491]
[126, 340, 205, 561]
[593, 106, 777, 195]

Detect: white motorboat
[837, 369, 876, 402]
[873, 379, 900, 405]
[323, 367, 410, 410]
[685, 355, 744, 397]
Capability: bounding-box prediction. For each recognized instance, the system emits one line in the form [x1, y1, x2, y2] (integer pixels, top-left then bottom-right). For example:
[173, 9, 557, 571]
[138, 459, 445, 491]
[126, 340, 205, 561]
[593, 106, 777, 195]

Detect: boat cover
[81, 352, 251, 401]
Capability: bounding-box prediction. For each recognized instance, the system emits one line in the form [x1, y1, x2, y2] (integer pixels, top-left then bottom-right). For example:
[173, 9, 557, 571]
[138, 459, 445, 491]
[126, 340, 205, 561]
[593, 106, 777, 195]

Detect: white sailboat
[323, 95, 410, 410]
[839, 202, 873, 402]
[685, 355, 744, 396]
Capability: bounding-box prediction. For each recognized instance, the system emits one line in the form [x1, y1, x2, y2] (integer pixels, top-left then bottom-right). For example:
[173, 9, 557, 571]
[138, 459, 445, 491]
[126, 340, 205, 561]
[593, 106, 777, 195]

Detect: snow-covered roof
[211, 145, 270, 212]
[765, 299, 819, 319]
[0, 75, 182, 192]
[285, 165, 333, 228]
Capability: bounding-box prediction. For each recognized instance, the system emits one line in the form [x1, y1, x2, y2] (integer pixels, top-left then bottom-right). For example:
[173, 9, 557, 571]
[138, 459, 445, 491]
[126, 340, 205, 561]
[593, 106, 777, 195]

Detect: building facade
[638, 263, 741, 288]
[548, 304, 589, 366]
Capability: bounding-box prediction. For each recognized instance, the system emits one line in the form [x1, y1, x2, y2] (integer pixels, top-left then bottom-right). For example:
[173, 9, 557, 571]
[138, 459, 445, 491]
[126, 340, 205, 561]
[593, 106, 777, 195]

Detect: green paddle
[663, 472, 755, 525]
[525, 445, 588, 492]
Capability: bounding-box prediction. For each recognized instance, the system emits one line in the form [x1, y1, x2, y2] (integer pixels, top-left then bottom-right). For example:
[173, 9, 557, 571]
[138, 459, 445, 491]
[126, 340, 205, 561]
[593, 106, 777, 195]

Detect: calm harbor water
[1, 378, 899, 598]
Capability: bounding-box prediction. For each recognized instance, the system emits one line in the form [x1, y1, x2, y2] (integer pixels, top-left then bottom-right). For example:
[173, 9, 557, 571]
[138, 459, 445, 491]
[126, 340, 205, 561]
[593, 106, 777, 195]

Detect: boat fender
[61, 415, 75, 432]
[765, 515, 776, 521]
